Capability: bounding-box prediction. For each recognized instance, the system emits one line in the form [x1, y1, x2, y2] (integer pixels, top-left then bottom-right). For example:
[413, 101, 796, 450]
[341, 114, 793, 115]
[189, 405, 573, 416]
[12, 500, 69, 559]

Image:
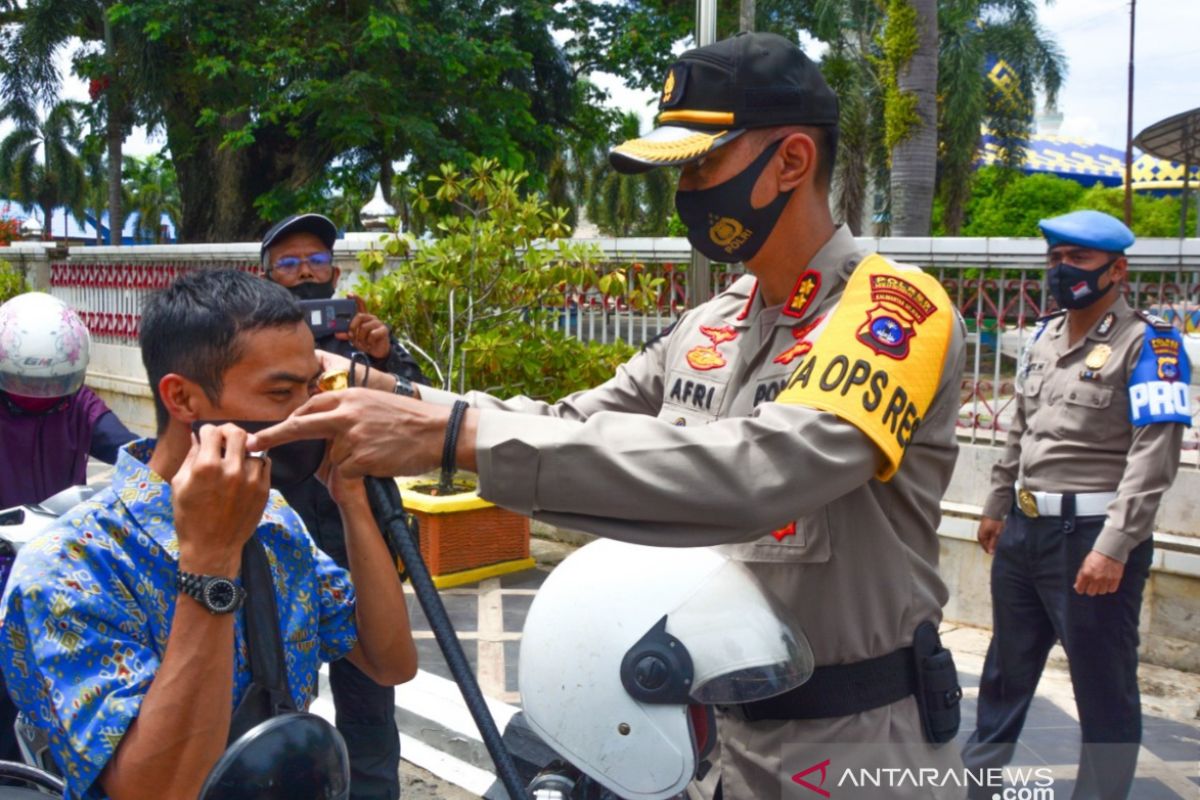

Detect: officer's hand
[977, 516, 1004, 554]
[1074, 550, 1125, 596]
[246, 388, 476, 479]
[314, 445, 367, 509]
[173, 424, 271, 575]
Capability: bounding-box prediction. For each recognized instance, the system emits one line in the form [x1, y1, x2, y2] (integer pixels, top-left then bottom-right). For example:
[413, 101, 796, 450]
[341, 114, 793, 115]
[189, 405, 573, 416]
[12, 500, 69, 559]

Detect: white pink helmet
[0, 293, 91, 398]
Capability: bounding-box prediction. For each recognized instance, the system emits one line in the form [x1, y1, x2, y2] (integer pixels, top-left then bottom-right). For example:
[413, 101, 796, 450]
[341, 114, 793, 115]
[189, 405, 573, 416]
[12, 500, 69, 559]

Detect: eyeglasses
[272, 252, 334, 275]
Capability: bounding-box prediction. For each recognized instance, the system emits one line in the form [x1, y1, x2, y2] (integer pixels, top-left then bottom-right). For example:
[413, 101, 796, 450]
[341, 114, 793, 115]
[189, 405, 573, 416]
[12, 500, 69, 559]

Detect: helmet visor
[666, 560, 814, 705]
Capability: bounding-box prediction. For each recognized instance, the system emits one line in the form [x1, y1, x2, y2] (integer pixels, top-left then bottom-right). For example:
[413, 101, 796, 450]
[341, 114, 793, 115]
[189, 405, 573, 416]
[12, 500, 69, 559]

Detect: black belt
[737, 647, 917, 722]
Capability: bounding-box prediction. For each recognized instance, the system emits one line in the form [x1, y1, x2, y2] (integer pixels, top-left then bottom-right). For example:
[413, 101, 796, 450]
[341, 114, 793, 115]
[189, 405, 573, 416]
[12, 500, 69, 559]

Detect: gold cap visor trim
[657, 109, 736, 126]
[609, 126, 745, 174]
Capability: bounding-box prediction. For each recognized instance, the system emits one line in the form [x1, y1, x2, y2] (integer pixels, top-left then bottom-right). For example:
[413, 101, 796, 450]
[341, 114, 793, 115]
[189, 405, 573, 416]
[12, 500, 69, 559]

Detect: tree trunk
[169, 110, 333, 242]
[889, 0, 938, 236]
[739, 0, 755, 32]
[106, 115, 123, 245]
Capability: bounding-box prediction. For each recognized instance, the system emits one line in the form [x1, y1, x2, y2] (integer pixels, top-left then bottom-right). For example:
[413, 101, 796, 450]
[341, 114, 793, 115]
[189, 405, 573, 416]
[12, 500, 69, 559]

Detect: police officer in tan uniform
[253, 33, 968, 799]
[963, 210, 1191, 800]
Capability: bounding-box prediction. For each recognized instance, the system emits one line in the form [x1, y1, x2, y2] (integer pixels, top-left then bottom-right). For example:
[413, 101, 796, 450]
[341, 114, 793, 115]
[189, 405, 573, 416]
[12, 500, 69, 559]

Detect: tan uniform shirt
[422, 225, 968, 798]
[423, 224, 965, 668]
[982, 296, 1186, 563]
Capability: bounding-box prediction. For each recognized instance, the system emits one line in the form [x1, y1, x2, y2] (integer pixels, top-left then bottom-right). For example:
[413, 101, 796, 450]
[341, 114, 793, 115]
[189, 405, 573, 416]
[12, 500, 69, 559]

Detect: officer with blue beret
[963, 209, 1191, 798]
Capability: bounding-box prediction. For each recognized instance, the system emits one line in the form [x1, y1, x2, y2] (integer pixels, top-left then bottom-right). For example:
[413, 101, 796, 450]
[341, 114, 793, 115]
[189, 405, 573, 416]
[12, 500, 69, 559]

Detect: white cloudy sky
[49, 0, 1200, 158]
[597, 0, 1200, 153]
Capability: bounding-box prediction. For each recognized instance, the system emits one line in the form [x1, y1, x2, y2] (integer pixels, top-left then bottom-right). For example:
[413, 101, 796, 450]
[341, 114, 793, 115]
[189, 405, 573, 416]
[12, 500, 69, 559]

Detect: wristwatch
[392, 373, 416, 398]
[177, 570, 245, 614]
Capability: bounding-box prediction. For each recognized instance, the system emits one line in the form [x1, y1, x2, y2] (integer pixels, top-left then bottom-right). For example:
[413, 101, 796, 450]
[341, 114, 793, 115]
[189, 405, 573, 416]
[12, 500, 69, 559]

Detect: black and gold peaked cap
[610, 32, 839, 174]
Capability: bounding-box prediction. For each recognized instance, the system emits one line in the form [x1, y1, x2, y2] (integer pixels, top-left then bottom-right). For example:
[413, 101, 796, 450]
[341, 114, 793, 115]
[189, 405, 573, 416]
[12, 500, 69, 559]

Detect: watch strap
[392, 373, 416, 397]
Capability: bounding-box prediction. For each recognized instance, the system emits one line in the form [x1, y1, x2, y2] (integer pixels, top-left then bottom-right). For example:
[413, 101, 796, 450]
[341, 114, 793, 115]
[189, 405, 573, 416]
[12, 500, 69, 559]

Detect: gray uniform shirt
[982, 296, 1186, 562]
[423, 225, 967, 667]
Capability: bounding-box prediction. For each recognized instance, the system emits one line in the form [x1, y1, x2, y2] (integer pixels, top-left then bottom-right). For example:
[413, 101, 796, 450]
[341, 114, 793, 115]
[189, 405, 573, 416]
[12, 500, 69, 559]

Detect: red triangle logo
[791, 759, 831, 797]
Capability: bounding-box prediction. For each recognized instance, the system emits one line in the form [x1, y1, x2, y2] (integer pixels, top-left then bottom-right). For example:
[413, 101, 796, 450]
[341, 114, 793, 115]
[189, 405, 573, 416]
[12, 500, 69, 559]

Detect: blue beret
[1038, 210, 1135, 252]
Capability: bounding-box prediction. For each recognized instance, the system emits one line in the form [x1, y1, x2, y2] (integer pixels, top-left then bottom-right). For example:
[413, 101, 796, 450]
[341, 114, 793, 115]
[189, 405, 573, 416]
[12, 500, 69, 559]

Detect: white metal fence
[29, 235, 1200, 451]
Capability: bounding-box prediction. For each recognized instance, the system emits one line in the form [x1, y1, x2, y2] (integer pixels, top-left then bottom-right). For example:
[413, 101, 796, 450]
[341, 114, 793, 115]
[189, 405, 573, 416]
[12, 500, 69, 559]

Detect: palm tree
[887, 0, 939, 236]
[1, 0, 144, 244]
[584, 112, 675, 236]
[123, 153, 180, 243]
[0, 100, 87, 240]
[937, 0, 1065, 233]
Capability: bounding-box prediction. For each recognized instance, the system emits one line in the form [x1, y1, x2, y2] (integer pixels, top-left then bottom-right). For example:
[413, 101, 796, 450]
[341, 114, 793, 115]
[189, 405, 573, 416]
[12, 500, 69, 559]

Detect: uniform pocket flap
[1064, 382, 1113, 409]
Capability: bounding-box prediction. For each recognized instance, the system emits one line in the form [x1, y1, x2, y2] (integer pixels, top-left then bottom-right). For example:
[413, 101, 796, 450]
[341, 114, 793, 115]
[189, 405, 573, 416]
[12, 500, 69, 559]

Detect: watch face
[203, 578, 241, 613]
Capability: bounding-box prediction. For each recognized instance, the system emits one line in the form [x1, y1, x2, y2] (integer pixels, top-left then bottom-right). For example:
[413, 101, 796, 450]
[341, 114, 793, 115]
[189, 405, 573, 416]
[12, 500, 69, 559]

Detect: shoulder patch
[1128, 322, 1191, 426]
[1136, 309, 1175, 332]
[774, 253, 955, 480]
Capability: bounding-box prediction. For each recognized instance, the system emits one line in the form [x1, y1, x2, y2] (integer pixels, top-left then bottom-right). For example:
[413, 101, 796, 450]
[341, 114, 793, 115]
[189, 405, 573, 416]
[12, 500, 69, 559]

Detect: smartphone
[298, 298, 357, 336]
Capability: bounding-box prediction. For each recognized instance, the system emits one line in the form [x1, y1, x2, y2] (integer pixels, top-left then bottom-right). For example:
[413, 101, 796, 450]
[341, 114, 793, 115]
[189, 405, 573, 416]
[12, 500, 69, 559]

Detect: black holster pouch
[227, 537, 297, 744]
[912, 621, 962, 746]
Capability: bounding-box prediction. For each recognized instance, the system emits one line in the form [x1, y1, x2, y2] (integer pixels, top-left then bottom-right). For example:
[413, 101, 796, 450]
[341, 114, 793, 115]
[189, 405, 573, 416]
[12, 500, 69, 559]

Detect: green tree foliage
[123, 152, 180, 242]
[584, 112, 676, 236]
[356, 157, 656, 400]
[0, 262, 26, 303]
[0, 0, 600, 242]
[0, 100, 87, 239]
[0, 0, 148, 244]
[937, 166, 1197, 238]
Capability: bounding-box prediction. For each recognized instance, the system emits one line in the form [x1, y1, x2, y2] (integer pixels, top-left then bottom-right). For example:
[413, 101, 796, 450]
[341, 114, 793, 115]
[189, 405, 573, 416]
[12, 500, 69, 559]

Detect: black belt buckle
[912, 621, 961, 746]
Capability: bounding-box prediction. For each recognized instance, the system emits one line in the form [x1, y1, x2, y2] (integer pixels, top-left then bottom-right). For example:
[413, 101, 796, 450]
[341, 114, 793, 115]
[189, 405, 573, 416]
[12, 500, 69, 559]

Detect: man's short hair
[140, 269, 304, 432]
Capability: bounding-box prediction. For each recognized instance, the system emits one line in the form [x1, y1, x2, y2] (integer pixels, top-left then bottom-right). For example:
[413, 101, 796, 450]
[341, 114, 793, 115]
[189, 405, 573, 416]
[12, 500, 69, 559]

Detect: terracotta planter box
[398, 479, 534, 589]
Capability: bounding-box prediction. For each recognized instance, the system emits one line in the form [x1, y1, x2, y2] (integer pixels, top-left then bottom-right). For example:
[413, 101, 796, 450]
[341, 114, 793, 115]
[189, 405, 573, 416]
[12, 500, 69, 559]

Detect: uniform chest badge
[1084, 344, 1112, 370]
[687, 324, 738, 371]
[699, 325, 738, 344]
[771, 521, 797, 542]
[773, 315, 824, 366]
[686, 346, 726, 370]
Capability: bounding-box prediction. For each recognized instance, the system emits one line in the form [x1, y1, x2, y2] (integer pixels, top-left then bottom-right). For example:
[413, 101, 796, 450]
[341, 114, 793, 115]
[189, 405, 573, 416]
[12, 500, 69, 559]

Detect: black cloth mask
[1046, 257, 1118, 310]
[674, 139, 793, 264]
[285, 280, 336, 301]
[191, 420, 327, 490]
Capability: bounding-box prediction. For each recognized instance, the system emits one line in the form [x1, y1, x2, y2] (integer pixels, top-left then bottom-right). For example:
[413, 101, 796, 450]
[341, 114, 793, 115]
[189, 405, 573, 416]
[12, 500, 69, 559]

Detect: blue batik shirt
[0, 439, 358, 800]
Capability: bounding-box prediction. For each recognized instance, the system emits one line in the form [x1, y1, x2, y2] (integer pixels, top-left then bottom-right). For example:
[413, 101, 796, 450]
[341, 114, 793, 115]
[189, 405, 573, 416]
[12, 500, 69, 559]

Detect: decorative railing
[37, 235, 1200, 449]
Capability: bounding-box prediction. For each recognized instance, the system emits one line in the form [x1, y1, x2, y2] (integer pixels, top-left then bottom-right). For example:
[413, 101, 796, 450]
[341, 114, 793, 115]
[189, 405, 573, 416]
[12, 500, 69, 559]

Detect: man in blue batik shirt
[0, 270, 418, 800]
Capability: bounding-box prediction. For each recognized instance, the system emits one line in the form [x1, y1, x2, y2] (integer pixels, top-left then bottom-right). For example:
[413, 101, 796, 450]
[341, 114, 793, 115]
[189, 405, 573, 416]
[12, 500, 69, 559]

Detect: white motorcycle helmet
[520, 539, 814, 800]
[0, 292, 91, 398]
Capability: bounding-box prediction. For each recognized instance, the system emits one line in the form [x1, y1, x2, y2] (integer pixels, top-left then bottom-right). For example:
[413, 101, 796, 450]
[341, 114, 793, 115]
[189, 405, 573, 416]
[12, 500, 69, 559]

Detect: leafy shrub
[357, 157, 655, 400]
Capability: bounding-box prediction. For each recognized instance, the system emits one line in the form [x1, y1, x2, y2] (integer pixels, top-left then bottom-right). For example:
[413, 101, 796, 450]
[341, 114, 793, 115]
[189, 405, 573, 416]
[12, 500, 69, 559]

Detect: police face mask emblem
[1046, 257, 1118, 310]
[191, 420, 327, 490]
[675, 139, 793, 264]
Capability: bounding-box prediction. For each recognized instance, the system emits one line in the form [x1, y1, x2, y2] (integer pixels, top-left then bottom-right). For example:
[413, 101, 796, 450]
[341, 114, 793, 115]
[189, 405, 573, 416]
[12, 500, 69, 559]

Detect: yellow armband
[776, 254, 954, 480]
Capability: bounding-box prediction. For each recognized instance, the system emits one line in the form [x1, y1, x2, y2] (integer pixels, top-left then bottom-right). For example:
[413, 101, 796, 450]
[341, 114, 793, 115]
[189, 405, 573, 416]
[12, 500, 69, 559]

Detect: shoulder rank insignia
[1085, 344, 1112, 370]
[781, 270, 821, 319]
[1096, 311, 1116, 337]
[1136, 309, 1175, 332]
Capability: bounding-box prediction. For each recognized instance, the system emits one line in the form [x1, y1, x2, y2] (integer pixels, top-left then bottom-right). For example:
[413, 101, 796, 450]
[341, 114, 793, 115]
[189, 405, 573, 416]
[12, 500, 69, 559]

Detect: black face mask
[285, 280, 336, 301]
[191, 420, 327, 490]
[674, 139, 794, 264]
[1046, 257, 1119, 310]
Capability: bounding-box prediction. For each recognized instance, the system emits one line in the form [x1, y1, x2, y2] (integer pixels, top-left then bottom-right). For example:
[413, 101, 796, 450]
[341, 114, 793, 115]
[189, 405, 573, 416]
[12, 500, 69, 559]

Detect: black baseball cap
[610, 32, 839, 174]
[260, 213, 338, 268]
